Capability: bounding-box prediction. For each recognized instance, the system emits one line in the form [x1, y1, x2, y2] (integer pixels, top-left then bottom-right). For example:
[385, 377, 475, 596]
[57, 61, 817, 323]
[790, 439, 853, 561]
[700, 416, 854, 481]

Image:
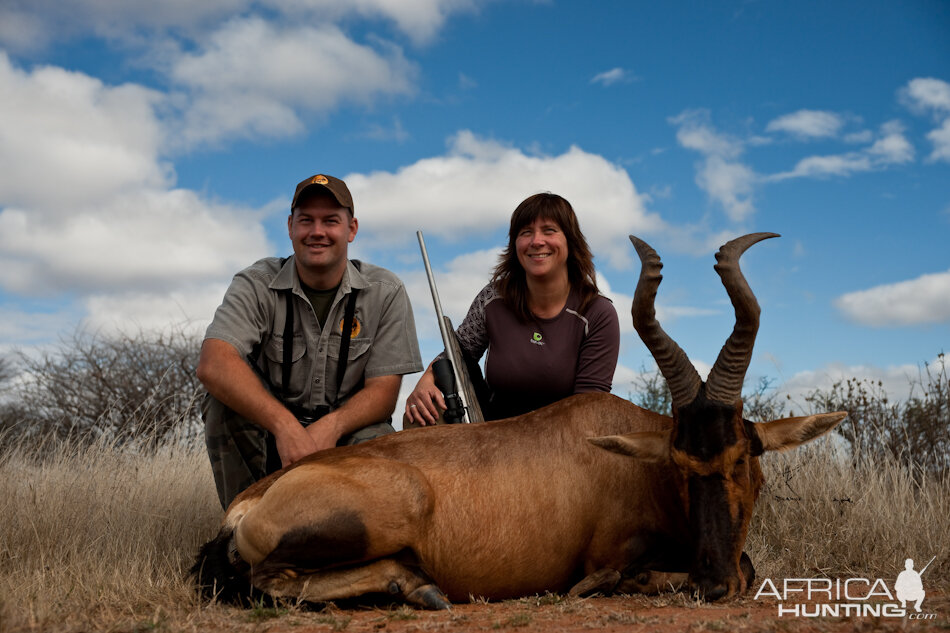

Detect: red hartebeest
[193, 233, 846, 608]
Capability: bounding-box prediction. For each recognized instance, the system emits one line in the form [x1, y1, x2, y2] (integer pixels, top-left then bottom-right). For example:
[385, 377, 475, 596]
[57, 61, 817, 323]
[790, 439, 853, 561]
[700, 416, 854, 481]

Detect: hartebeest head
[591, 233, 846, 601]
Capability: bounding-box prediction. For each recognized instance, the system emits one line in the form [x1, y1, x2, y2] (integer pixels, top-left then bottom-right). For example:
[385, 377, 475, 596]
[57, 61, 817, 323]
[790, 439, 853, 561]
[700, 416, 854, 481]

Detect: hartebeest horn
[704, 233, 780, 405]
[630, 235, 702, 408]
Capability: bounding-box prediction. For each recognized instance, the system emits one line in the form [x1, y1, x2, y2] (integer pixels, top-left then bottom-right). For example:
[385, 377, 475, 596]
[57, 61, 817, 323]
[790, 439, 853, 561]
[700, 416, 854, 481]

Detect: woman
[405, 192, 620, 425]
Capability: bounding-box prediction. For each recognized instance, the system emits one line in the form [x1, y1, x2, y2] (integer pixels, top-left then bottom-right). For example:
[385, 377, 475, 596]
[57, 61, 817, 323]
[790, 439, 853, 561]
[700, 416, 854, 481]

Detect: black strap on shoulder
[335, 289, 359, 400]
[280, 286, 360, 406]
[275, 257, 363, 409]
[281, 289, 294, 395]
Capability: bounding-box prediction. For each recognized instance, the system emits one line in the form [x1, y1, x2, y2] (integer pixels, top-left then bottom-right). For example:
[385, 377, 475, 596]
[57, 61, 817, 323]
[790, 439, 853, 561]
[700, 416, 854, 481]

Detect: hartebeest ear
[749, 412, 848, 456]
[588, 431, 671, 462]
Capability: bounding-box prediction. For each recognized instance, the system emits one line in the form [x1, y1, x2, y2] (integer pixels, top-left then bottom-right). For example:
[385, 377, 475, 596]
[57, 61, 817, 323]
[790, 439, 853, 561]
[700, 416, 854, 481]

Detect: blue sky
[1, 0, 948, 412]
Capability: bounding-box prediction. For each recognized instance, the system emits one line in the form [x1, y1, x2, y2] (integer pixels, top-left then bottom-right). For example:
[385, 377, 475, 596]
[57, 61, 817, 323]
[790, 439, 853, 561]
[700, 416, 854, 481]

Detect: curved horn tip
[719, 232, 780, 254]
[629, 235, 660, 262]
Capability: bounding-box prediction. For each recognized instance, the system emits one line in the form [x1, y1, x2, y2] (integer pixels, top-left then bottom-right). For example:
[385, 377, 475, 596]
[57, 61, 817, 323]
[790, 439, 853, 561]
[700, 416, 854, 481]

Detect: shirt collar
[270, 256, 368, 295]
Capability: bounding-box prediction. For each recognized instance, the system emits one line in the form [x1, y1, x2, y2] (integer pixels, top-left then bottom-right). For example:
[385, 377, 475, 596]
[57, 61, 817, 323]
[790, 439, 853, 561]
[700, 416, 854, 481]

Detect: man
[198, 173, 423, 509]
[895, 558, 926, 612]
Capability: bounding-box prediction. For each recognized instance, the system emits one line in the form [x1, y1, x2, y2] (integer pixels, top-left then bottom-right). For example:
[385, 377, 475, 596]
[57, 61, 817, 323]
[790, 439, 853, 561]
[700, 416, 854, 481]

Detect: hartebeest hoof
[568, 568, 621, 597]
[406, 584, 452, 610]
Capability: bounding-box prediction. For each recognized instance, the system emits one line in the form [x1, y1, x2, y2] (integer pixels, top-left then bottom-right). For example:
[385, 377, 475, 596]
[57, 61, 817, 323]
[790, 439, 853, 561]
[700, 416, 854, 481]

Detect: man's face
[288, 193, 357, 286]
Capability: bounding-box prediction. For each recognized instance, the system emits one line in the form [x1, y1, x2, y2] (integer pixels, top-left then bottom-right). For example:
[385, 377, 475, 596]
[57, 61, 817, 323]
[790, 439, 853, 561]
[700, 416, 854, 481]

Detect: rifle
[417, 231, 484, 424]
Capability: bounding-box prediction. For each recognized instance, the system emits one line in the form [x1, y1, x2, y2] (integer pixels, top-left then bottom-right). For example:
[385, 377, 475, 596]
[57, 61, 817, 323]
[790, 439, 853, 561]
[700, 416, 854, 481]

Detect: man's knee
[341, 420, 395, 445]
[203, 395, 271, 508]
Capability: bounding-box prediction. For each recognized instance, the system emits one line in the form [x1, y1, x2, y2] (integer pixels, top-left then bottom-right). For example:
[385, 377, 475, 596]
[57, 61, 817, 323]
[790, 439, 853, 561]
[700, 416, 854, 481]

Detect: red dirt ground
[246, 591, 948, 633]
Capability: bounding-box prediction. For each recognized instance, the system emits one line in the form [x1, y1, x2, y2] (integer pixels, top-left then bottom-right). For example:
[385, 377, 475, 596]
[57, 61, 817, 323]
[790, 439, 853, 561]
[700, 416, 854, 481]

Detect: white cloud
[0, 54, 272, 315]
[900, 77, 950, 115]
[767, 120, 914, 181]
[169, 18, 416, 147]
[261, 0, 483, 45]
[0, 0, 481, 51]
[596, 276, 634, 335]
[766, 109, 845, 139]
[0, 52, 169, 210]
[591, 67, 633, 87]
[670, 110, 743, 158]
[696, 156, 756, 222]
[835, 270, 950, 327]
[81, 283, 229, 336]
[900, 77, 950, 163]
[597, 274, 719, 336]
[347, 131, 663, 270]
[0, 7, 48, 53]
[925, 118, 950, 162]
[400, 248, 500, 341]
[771, 153, 872, 180]
[778, 360, 927, 409]
[669, 110, 757, 222]
[867, 120, 914, 164]
[0, 190, 272, 295]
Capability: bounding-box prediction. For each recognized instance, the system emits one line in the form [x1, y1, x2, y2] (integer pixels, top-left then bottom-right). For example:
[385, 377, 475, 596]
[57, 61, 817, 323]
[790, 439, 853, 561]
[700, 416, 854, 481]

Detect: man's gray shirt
[205, 256, 422, 412]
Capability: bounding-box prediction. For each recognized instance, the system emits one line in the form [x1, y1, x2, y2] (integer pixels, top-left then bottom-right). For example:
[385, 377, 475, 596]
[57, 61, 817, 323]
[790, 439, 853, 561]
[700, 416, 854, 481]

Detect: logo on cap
[312, 175, 329, 185]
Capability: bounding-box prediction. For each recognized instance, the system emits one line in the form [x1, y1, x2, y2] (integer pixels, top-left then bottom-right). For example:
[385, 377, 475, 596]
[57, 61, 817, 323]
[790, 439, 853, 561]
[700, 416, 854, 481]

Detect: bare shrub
[630, 354, 949, 473]
[741, 376, 790, 422]
[805, 353, 949, 473]
[628, 365, 671, 416]
[5, 326, 204, 449]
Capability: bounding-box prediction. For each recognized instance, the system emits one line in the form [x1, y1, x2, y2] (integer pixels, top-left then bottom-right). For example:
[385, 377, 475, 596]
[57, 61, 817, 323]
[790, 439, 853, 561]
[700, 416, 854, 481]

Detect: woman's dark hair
[491, 192, 600, 323]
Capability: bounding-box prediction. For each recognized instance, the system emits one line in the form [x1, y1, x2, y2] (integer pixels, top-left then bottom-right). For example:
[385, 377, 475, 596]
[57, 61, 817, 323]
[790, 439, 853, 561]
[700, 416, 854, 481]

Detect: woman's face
[515, 217, 569, 281]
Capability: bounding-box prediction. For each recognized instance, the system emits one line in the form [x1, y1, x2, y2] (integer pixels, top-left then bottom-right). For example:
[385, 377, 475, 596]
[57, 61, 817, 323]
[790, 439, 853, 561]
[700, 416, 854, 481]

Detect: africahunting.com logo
[754, 556, 937, 620]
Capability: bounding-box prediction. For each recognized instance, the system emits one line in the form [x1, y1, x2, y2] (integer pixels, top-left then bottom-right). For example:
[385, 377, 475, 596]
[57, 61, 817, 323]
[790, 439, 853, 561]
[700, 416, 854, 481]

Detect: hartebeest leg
[610, 551, 753, 597]
[568, 568, 621, 597]
[251, 558, 452, 610]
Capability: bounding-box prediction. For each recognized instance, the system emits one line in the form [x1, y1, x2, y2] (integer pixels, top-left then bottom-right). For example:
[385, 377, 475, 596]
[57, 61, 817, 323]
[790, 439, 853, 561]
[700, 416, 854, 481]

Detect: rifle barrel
[417, 231, 469, 422]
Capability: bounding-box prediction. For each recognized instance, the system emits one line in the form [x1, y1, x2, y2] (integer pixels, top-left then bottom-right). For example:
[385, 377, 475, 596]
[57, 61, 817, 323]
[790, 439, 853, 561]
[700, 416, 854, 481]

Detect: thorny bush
[0, 326, 204, 452]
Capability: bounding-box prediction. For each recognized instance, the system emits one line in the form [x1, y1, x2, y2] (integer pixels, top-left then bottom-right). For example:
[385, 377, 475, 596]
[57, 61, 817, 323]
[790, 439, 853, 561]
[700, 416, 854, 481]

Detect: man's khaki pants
[202, 394, 394, 509]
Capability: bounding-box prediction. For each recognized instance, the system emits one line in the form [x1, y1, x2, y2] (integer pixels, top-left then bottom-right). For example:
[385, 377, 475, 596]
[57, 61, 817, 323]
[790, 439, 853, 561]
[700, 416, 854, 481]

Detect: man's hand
[198, 339, 322, 467]
[273, 420, 321, 467]
[305, 414, 344, 452]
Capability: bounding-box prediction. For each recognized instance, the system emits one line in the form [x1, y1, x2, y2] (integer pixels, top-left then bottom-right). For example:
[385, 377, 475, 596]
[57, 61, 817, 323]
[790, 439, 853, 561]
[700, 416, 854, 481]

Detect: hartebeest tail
[193, 232, 847, 608]
[191, 528, 258, 605]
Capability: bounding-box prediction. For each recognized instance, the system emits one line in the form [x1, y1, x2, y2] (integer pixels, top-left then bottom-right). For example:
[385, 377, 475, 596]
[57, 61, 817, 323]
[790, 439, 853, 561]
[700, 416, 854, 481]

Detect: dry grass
[0, 432, 947, 632]
[749, 438, 950, 582]
[0, 433, 220, 631]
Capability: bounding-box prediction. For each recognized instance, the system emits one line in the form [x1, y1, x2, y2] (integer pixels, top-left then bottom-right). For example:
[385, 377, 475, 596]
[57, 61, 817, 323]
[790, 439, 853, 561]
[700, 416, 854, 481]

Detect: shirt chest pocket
[262, 333, 308, 396]
[326, 336, 371, 361]
[326, 336, 372, 396]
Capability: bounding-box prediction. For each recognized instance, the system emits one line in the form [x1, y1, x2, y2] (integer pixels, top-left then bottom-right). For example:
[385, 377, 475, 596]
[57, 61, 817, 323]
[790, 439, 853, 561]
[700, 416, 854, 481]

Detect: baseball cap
[291, 174, 354, 215]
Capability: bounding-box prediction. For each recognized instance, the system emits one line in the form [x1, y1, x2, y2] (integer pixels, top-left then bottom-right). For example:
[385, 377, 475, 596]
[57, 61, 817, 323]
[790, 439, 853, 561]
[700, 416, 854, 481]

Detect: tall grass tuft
[0, 430, 221, 631]
[748, 438, 950, 583]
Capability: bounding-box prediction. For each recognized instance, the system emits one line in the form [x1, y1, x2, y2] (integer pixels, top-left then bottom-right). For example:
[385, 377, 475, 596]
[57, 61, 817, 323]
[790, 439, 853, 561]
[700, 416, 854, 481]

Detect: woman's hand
[405, 368, 446, 426]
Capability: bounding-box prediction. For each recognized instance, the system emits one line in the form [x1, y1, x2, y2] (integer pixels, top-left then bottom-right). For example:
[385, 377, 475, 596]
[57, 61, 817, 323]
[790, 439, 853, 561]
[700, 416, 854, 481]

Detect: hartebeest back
[193, 233, 847, 608]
